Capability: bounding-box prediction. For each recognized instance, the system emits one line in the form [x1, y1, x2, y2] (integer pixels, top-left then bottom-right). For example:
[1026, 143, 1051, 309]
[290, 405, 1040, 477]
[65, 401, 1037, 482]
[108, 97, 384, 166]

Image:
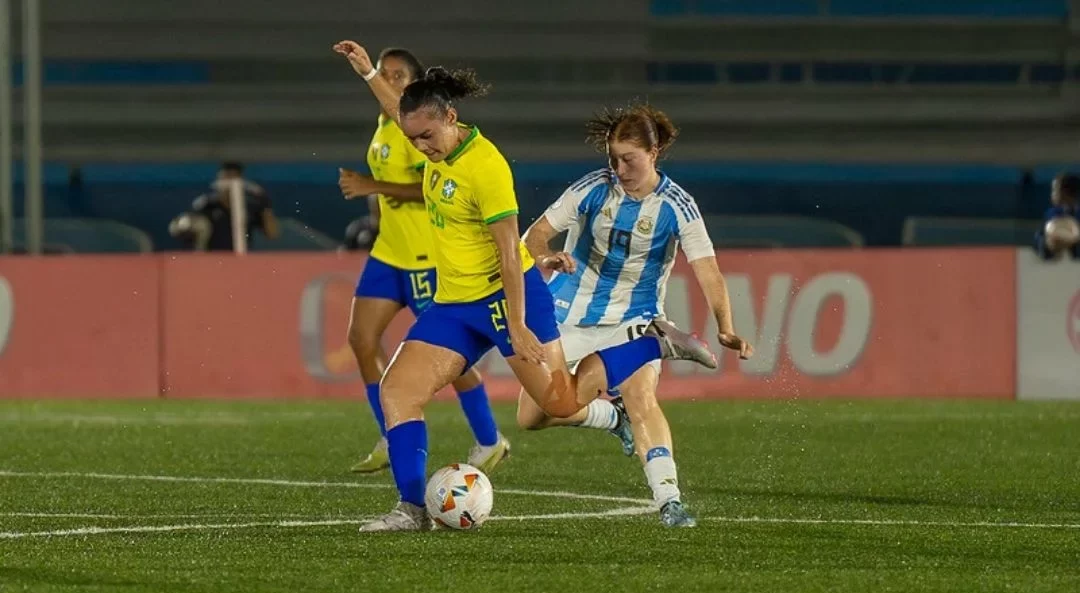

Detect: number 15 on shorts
[409, 271, 433, 301]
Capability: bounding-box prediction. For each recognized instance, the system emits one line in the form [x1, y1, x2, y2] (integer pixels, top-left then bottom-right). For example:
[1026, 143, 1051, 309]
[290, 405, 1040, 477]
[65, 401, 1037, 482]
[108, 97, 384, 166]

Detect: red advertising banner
[0, 256, 161, 397]
[0, 248, 1016, 400]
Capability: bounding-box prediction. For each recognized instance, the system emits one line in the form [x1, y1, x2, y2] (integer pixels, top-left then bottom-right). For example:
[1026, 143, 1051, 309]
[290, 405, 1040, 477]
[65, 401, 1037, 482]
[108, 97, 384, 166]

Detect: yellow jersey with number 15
[422, 125, 535, 303]
[367, 114, 433, 270]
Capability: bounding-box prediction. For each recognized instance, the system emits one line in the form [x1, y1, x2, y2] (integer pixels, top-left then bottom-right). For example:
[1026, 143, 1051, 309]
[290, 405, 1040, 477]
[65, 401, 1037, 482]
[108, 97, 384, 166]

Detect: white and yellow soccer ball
[424, 463, 494, 530]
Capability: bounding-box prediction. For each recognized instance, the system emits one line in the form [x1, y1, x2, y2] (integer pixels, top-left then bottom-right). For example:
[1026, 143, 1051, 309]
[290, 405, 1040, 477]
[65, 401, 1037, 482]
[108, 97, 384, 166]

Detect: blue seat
[902, 217, 1042, 247]
[13, 218, 153, 253]
[702, 215, 864, 248]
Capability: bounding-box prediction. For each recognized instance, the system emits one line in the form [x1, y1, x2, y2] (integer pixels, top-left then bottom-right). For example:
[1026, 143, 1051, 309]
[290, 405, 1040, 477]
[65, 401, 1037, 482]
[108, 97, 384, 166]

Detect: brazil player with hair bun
[518, 103, 755, 527]
[337, 47, 509, 476]
[334, 40, 719, 532]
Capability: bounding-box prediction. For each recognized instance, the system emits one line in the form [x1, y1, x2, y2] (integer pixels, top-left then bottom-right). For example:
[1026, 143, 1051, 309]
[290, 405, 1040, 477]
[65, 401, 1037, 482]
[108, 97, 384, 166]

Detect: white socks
[644, 447, 680, 507]
[576, 399, 619, 430]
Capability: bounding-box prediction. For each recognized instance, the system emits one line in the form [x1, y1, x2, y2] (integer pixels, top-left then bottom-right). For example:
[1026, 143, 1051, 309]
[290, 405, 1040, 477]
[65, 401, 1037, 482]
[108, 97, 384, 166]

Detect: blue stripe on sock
[456, 384, 499, 447]
[646, 447, 671, 462]
[387, 420, 428, 507]
[365, 383, 387, 437]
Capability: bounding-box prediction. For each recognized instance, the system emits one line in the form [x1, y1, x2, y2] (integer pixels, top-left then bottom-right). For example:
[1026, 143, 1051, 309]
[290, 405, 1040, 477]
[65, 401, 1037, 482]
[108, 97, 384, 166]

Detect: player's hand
[339, 168, 378, 199]
[718, 333, 754, 360]
[539, 252, 576, 274]
[332, 40, 375, 79]
[510, 322, 546, 365]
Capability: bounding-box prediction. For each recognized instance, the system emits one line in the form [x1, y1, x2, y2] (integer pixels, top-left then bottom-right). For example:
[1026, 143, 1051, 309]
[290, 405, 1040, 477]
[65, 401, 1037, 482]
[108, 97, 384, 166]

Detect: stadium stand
[3, 0, 1077, 252]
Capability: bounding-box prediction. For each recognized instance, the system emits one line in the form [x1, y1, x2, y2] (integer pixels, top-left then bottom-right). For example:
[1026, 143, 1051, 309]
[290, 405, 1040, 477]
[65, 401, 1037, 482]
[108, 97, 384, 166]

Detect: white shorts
[559, 317, 663, 375]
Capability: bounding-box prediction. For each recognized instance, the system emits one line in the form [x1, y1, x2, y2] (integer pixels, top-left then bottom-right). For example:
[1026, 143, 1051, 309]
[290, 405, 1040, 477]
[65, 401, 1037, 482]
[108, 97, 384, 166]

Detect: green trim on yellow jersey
[483, 209, 518, 224]
[444, 125, 480, 164]
[412, 161, 426, 171]
[378, 114, 394, 128]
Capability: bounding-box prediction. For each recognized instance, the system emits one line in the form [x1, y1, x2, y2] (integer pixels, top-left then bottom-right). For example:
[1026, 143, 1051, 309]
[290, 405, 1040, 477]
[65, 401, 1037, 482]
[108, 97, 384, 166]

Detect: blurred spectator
[1033, 173, 1080, 260]
[169, 162, 279, 251]
[340, 195, 381, 252]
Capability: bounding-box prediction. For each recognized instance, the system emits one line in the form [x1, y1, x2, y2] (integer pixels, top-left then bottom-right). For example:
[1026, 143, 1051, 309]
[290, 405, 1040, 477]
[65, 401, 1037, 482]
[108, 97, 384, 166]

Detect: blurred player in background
[1033, 172, 1080, 260]
[336, 47, 508, 475]
[333, 39, 719, 532]
[168, 162, 279, 251]
[519, 104, 754, 527]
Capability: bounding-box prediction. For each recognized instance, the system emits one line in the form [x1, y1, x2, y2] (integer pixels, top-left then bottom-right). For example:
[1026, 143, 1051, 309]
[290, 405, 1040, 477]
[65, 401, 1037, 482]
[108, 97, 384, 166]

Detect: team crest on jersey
[441, 179, 458, 203]
[379, 144, 390, 160]
[429, 170, 442, 190]
[636, 216, 654, 233]
[602, 207, 613, 219]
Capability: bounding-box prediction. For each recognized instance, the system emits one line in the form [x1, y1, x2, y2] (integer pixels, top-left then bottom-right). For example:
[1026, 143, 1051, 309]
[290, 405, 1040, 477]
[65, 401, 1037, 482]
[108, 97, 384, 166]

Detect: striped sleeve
[543, 169, 612, 232]
[664, 186, 714, 261]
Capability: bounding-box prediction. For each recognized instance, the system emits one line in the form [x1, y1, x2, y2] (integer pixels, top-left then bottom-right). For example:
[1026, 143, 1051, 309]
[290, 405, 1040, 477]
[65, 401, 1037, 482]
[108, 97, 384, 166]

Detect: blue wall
[9, 161, 1064, 250]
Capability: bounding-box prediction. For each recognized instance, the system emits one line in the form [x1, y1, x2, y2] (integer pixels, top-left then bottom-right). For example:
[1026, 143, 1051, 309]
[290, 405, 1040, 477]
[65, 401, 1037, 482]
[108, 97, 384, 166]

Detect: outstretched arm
[339, 168, 423, 203]
[333, 40, 404, 123]
[523, 216, 576, 274]
[688, 256, 752, 359]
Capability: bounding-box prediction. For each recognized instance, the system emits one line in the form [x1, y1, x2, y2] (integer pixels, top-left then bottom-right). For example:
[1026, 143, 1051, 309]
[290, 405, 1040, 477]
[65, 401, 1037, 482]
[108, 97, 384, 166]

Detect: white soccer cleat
[645, 318, 718, 369]
[358, 502, 433, 533]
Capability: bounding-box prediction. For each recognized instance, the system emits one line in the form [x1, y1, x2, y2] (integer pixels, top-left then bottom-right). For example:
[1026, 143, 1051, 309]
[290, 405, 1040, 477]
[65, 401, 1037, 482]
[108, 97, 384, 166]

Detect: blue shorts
[405, 267, 560, 369]
[354, 256, 436, 316]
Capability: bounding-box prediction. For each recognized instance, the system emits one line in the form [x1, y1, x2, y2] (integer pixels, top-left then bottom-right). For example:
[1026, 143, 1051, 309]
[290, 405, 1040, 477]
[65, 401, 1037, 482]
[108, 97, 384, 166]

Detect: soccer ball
[424, 463, 494, 530]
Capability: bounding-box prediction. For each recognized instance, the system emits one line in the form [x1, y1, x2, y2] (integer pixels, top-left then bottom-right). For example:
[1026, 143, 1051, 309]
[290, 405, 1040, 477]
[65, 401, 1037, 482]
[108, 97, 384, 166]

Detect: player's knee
[541, 398, 580, 419]
[515, 405, 547, 430]
[379, 369, 426, 412]
[346, 322, 379, 360]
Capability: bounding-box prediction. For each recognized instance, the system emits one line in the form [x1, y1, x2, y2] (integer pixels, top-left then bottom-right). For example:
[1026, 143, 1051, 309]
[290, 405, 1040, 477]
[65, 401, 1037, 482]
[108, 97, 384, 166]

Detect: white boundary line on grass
[0, 512, 324, 520]
[0, 507, 658, 540]
[0, 470, 653, 505]
[703, 516, 1080, 530]
[4, 470, 1077, 537]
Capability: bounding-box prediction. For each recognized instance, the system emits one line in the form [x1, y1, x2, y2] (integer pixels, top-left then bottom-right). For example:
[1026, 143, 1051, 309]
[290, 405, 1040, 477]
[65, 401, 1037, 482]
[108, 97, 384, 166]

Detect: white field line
[0, 519, 361, 539]
[5, 470, 1075, 537]
[0, 470, 654, 505]
[0, 512, 319, 520]
[5, 508, 1078, 540]
[0, 507, 657, 539]
[702, 516, 1080, 530]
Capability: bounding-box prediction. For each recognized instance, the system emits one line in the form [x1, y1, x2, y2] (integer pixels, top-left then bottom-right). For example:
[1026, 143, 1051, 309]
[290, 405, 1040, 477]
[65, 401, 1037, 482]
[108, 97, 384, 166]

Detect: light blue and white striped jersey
[544, 168, 715, 327]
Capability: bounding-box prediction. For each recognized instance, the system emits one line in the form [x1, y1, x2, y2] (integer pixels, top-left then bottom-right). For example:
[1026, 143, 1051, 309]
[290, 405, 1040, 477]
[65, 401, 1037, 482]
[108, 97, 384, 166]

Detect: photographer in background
[169, 162, 279, 252]
[1034, 173, 1080, 261]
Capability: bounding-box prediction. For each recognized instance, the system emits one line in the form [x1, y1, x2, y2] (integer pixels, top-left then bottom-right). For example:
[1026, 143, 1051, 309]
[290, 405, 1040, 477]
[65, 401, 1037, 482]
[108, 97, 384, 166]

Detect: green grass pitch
[0, 398, 1078, 593]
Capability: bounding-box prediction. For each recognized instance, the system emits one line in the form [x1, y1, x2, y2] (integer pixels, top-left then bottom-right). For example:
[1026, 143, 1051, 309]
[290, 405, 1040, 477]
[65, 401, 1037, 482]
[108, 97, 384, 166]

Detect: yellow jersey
[367, 114, 433, 270]
[422, 125, 535, 303]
